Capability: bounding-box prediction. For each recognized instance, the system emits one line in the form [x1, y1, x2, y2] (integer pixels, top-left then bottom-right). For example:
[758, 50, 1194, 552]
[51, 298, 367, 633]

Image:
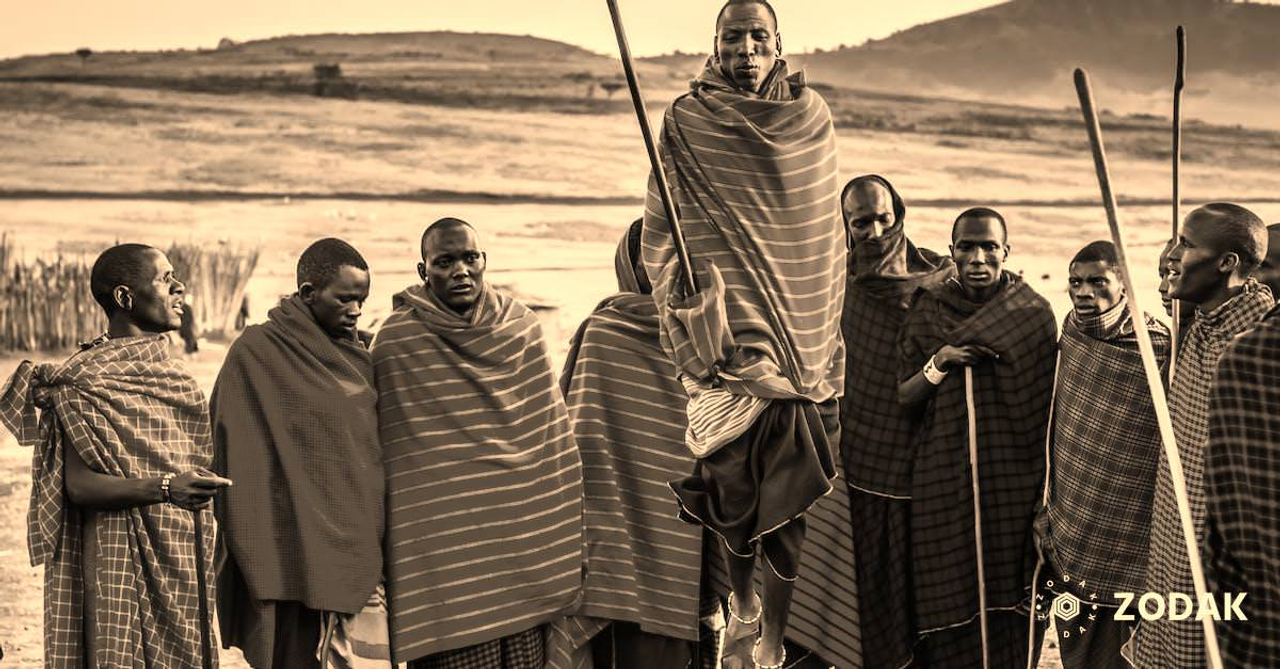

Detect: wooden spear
[1074, 67, 1223, 669]
[604, 0, 699, 295]
[1170, 25, 1186, 382]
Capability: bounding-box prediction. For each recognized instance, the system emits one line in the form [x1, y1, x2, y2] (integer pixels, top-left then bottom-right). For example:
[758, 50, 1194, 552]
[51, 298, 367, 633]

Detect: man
[1034, 241, 1170, 668]
[1256, 222, 1280, 297]
[546, 220, 708, 669]
[1203, 298, 1280, 666]
[1159, 237, 1195, 349]
[212, 238, 389, 668]
[1137, 203, 1274, 667]
[839, 175, 954, 669]
[898, 208, 1056, 667]
[373, 218, 584, 668]
[641, 1, 859, 667]
[0, 243, 231, 667]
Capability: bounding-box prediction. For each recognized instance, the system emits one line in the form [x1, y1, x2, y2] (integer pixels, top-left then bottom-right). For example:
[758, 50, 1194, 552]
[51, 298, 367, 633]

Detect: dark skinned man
[213, 238, 390, 669]
[372, 218, 584, 669]
[839, 175, 954, 669]
[1, 243, 231, 667]
[1137, 203, 1273, 668]
[898, 209, 1056, 668]
[640, 1, 859, 667]
[1034, 241, 1171, 668]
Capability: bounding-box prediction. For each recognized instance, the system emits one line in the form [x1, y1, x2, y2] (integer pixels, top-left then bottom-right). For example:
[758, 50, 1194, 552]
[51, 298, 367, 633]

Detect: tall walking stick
[193, 509, 214, 669]
[1074, 68, 1223, 669]
[1170, 25, 1186, 382]
[605, 0, 699, 295]
[964, 367, 990, 669]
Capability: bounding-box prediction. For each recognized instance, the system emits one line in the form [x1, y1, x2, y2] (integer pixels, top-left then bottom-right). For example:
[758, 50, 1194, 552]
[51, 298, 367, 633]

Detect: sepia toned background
[3, 0, 1280, 666]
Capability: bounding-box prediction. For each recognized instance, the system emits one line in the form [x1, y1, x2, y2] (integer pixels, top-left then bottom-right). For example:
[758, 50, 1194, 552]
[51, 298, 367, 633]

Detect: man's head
[842, 175, 904, 245]
[714, 0, 780, 94]
[1068, 240, 1123, 316]
[1167, 202, 1267, 307]
[296, 237, 370, 339]
[1257, 223, 1280, 298]
[90, 244, 185, 333]
[418, 218, 486, 315]
[950, 207, 1009, 296]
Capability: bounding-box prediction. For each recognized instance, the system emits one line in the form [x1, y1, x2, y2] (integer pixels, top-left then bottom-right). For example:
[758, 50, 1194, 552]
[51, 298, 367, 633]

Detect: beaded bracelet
[160, 473, 174, 504]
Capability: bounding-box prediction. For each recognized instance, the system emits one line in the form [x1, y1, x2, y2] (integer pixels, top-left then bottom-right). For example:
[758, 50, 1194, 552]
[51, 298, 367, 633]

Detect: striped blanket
[546, 227, 703, 668]
[1138, 280, 1274, 667]
[372, 282, 584, 664]
[898, 274, 1057, 639]
[0, 335, 217, 668]
[640, 58, 845, 404]
[1042, 299, 1170, 598]
[1205, 304, 1280, 667]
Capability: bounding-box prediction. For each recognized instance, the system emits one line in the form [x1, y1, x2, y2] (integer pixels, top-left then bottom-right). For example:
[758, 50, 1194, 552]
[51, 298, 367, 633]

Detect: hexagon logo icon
[1052, 592, 1082, 621]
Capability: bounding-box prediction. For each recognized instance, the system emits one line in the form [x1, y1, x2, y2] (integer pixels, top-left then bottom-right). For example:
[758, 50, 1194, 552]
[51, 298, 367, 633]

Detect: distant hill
[790, 0, 1280, 128]
[0, 31, 690, 114]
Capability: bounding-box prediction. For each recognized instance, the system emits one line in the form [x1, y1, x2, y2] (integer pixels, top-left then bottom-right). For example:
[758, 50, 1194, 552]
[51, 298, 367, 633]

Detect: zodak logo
[1035, 572, 1102, 640]
[1113, 592, 1248, 622]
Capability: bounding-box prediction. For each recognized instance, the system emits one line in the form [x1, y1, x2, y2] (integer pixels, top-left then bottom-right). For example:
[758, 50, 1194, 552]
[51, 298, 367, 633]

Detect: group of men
[5, 0, 1280, 668]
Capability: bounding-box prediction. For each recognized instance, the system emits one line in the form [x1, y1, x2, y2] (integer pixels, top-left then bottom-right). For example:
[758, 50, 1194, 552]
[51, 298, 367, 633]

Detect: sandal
[751, 639, 786, 669]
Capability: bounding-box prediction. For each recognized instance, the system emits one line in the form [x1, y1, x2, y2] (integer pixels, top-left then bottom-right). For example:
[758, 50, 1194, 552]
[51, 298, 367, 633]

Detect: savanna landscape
[3, 0, 1280, 665]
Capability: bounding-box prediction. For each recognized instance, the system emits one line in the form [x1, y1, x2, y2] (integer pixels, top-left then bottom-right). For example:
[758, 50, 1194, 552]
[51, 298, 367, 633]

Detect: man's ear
[1219, 252, 1242, 277]
[112, 286, 133, 312]
[299, 282, 317, 304]
[417, 262, 427, 283]
[776, 32, 783, 56]
[1003, 243, 1012, 260]
[712, 36, 720, 63]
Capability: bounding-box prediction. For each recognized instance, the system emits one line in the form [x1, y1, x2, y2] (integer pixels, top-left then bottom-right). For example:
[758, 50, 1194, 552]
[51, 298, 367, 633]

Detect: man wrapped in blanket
[641, 2, 859, 667]
[898, 208, 1056, 667]
[1137, 203, 1274, 668]
[1034, 241, 1170, 668]
[212, 238, 390, 668]
[0, 243, 231, 667]
[373, 218, 584, 669]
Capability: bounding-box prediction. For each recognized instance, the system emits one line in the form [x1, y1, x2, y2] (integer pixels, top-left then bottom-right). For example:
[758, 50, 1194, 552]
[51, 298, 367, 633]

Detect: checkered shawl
[545, 231, 702, 668]
[898, 274, 1057, 632]
[373, 283, 584, 663]
[840, 219, 954, 496]
[640, 58, 846, 403]
[1138, 281, 1274, 667]
[0, 334, 217, 669]
[1042, 299, 1170, 597]
[1204, 305, 1280, 667]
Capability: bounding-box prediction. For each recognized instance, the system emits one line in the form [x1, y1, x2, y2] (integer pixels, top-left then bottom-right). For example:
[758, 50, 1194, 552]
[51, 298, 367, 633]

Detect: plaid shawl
[1139, 280, 1274, 668]
[840, 179, 954, 496]
[1042, 299, 1170, 597]
[0, 335, 217, 668]
[546, 228, 702, 668]
[372, 283, 584, 663]
[640, 58, 845, 403]
[211, 294, 383, 617]
[1205, 305, 1280, 667]
[898, 273, 1058, 632]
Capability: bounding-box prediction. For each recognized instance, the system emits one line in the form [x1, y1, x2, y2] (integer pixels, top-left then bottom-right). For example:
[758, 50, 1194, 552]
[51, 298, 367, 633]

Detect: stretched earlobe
[417, 263, 427, 282]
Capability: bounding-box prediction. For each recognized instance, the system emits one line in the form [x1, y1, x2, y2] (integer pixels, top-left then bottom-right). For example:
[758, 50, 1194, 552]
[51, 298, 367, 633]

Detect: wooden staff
[1170, 25, 1186, 382]
[964, 367, 989, 669]
[1073, 67, 1223, 669]
[193, 509, 214, 669]
[605, 0, 699, 295]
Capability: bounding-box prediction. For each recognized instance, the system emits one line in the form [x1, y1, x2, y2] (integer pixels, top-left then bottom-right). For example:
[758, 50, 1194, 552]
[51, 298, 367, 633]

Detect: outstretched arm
[64, 444, 231, 511]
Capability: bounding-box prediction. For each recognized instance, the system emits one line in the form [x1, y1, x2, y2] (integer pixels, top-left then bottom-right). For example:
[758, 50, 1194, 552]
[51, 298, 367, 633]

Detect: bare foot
[752, 638, 785, 668]
[722, 593, 760, 669]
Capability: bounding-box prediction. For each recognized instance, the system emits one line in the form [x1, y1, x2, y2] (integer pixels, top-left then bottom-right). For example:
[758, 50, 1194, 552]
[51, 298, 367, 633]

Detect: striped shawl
[546, 230, 703, 667]
[372, 283, 584, 663]
[1205, 305, 1280, 667]
[640, 59, 845, 403]
[898, 274, 1058, 632]
[1042, 300, 1170, 598]
[0, 335, 217, 668]
[1139, 280, 1274, 667]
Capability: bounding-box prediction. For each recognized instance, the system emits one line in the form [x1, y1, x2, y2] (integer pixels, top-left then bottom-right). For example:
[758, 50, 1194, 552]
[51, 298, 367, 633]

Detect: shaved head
[297, 237, 368, 290]
[952, 207, 1008, 243]
[716, 0, 777, 31]
[1257, 222, 1280, 297]
[90, 243, 163, 315]
[1184, 203, 1267, 276]
[420, 217, 477, 260]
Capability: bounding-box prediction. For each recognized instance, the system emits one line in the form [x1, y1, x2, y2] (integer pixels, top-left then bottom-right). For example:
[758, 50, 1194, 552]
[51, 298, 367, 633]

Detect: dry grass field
[2, 32, 1279, 667]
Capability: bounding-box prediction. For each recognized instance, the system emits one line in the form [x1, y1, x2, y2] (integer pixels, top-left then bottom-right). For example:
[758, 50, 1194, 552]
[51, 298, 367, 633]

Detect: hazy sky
[1, 1, 1008, 59]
